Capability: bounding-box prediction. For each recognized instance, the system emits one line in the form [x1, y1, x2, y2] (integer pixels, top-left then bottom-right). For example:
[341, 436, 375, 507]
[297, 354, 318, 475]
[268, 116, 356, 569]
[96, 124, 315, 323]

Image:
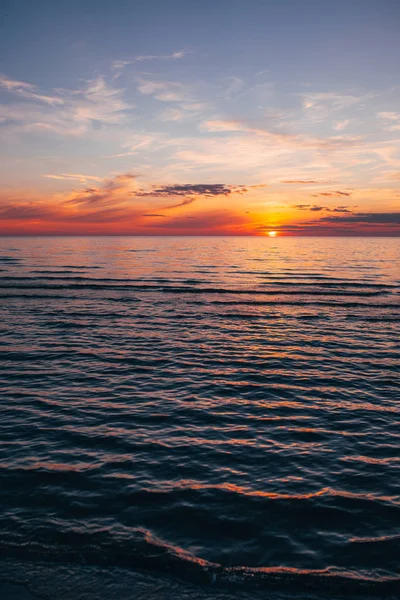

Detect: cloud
[45, 173, 103, 183]
[382, 172, 400, 182]
[334, 120, 350, 131]
[301, 92, 372, 112]
[319, 212, 400, 224]
[138, 183, 247, 197]
[65, 172, 138, 207]
[142, 213, 166, 217]
[0, 172, 259, 235]
[158, 103, 207, 122]
[200, 119, 363, 152]
[105, 133, 166, 158]
[137, 79, 189, 102]
[0, 74, 64, 105]
[134, 183, 249, 210]
[159, 108, 187, 122]
[172, 124, 368, 180]
[281, 180, 333, 185]
[378, 112, 400, 121]
[163, 197, 196, 209]
[135, 79, 207, 120]
[293, 204, 324, 211]
[378, 111, 400, 132]
[0, 75, 133, 137]
[140, 209, 250, 234]
[293, 204, 354, 213]
[312, 190, 351, 197]
[0, 173, 143, 231]
[70, 77, 133, 124]
[224, 76, 245, 100]
[112, 51, 187, 75]
[0, 201, 59, 220]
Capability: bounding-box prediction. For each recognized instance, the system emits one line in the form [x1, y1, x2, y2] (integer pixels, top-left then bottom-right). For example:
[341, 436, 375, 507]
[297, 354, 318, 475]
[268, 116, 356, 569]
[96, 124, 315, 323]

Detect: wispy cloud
[163, 197, 196, 209]
[135, 79, 208, 121]
[281, 180, 335, 185]
[45, 173, 103, 183]
[0, 76, 133, 137]
[137, 79, 190, 102]
[301, 92, 373, 112]
[378, 112, 400, 121]
[200, 119, 362, 151]
[60, 173, 139, 212]
[311, 190, 351, 197]
[0, 74, 64, 105]
[378, 111, 400, 131]
[0, 173, 256, 232]
[112, 50, 187, 76]
[70, 77, 133, 125]
[334, 120, 350, 131]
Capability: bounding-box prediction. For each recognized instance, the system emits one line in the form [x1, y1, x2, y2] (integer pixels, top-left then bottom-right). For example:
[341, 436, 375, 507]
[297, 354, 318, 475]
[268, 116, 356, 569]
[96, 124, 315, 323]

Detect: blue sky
[0, 0, 399, 234]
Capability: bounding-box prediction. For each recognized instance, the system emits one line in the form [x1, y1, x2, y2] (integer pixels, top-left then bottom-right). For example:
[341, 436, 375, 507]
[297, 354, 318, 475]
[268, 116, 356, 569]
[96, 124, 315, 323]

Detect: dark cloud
[142, 213, 166, 217]
[293, 204, 324, 211]
[137, 183, 248, 198]
[312, 191, 351, 197]
[293, 204, 353, 213]
[0, 203, 57, 220]
[282, 180, 319, 184]
[319, 212, 400, 224]
[330, 206, 353, 213]
[163, 197, 196, 209]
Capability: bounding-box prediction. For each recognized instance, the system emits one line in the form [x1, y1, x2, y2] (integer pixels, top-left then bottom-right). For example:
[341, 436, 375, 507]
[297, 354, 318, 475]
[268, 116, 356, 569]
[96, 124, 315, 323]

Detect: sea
[0, 236, 399, 600]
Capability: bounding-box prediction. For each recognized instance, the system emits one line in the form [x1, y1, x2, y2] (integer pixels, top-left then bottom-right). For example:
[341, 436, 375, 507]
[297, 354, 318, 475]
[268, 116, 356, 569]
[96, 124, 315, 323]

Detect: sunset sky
[0, 0, 399, 235]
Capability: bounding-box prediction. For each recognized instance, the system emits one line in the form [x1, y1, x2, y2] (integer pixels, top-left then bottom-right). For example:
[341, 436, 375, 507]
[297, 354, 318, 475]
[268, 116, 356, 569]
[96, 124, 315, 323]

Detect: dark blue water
[0, 236, 399, 599]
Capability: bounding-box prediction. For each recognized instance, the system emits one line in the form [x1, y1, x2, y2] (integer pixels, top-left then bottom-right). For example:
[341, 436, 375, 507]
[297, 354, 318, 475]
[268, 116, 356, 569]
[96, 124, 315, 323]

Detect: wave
[192, 299, 399, 308]
[1, 274, 396, 288]
[0, 256, 22, 263]
[0, 528, 398, 597]
[0, 281, 394, 297]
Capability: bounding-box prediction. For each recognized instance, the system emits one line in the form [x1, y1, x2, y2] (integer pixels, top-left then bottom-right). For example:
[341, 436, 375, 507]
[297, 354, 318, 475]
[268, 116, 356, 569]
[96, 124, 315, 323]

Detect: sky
[0, 0, 399, 235]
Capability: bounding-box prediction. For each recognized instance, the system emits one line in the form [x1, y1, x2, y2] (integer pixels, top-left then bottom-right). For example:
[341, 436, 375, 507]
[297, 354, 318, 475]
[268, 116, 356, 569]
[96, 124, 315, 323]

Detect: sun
[267, 231, 278, 237]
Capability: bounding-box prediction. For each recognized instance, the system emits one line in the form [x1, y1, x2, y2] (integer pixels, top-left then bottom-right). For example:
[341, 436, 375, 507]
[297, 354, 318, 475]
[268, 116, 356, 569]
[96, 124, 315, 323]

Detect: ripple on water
[0, 236, 399, 598]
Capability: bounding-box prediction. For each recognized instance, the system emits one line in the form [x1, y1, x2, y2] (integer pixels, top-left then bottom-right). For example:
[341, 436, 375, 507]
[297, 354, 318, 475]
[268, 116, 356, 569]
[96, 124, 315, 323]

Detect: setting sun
[267, 231, 278, 237]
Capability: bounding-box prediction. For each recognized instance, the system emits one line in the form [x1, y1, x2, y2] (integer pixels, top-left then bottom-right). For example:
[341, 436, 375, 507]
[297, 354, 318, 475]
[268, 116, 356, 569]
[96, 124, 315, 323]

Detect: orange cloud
[0, 175, 256, 235]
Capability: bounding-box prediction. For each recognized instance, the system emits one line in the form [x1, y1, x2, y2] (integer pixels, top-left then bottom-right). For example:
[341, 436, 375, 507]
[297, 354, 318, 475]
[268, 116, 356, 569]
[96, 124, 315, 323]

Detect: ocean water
[0, 236, 399, 600]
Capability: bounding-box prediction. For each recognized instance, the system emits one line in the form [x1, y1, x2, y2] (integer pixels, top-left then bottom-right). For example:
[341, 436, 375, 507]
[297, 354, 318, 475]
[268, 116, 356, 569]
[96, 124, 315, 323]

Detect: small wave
[0, 256, 22, 264]
[191, 299, 399, 308]
[0, 294, 78, 300]
[0, 281, 393, 298]
[30, 270, 93, 275]
[0, 528, 398, 597]
[346, 314, 400, 323]
[40, 321, 97, 329]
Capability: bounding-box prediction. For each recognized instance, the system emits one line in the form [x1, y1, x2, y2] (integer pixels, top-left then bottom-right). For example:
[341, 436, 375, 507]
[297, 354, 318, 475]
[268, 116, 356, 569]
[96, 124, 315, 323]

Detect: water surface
[0, 236, 399, 599]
